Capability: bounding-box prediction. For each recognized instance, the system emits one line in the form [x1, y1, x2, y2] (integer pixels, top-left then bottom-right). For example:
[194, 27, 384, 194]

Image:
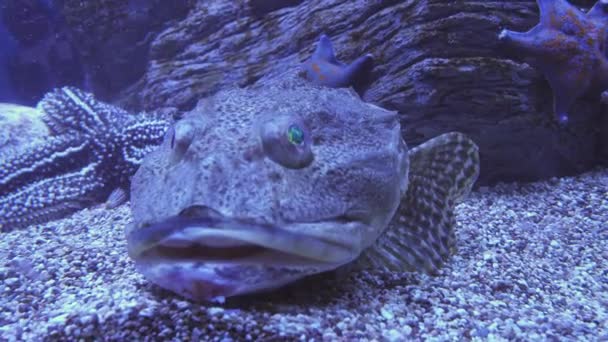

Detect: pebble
[49, 313, 69, 325]
[491, 280, 513, 292]
[383, 329, 403, 341]
[208, 307, 224, 315]
[475, 326, 489, 338]
[174, 300, 189, 310]
[401, 325, 413, 336]
[4, 277, 20, 287]
[517, 319, 536, 329]
[380, 307, 394, 320]
[138, 307, 155, 318]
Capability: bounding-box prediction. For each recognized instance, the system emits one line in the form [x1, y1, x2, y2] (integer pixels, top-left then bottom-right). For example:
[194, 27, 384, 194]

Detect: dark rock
[1, 0, 85, 105]
[249, 0, 305, 16]
[1, 0, 53, 47]
[59, 0, 194, 100]
[109, 0, 605, 185]
[0, 13, 17, 103]
[601, 94, 608, 166]
[1, 0, 195, 104]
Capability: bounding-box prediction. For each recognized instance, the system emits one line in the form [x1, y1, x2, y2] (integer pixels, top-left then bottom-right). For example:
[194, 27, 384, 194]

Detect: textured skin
[0, 87, 170, 231]
[303, 34, 373, 89]
[130, 70, 407, 247]
[499, 0, 608, 124]
[128, 70, 480, 301]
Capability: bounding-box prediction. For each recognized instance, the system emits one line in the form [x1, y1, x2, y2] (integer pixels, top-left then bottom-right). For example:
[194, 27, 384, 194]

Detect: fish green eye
[260, 114, 313, 169]
[287, 125, 304, 145]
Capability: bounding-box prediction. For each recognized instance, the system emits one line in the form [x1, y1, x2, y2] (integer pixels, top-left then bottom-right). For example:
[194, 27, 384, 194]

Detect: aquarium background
[0, 0, 86, 105]
[0, 1, 606, 340]
[0, 5, 17, 103]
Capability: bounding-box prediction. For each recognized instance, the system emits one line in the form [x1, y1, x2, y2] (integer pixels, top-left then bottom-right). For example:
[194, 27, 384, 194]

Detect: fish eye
[287, 124, 305, 145]
[260, 114, 313, 169]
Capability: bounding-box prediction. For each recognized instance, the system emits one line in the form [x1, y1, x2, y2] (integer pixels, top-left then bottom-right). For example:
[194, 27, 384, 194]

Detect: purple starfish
[303, 34, 374, 89]
[499, 0, 608, 124]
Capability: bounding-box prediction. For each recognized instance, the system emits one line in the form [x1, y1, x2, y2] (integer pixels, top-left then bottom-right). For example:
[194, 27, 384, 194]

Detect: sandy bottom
[1, 168, 607, 341]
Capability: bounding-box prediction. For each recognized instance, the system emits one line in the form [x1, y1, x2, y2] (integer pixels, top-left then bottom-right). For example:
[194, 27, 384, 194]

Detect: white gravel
[0, 168, 607, 341]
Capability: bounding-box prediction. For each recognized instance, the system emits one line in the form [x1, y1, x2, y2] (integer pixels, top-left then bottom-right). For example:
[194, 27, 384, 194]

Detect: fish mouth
[127, 205, 361, 267]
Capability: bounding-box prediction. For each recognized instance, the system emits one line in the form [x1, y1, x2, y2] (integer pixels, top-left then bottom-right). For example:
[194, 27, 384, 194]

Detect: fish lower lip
[127, 216, 358, 264]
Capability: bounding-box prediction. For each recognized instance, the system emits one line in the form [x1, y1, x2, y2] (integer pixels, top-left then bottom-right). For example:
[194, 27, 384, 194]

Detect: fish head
[127, 72, 409, 301]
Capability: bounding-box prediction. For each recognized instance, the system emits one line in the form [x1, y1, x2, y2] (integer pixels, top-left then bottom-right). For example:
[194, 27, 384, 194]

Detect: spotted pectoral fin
[354, 132, 480, 273]
[104, 187, 129, 209]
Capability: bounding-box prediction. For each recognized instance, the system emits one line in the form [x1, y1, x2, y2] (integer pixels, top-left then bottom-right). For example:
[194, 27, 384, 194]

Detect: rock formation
[6, 0, 604, 184]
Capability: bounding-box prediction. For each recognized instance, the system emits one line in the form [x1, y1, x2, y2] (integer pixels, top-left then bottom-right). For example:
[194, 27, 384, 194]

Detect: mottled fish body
[127, 70, 480, 302]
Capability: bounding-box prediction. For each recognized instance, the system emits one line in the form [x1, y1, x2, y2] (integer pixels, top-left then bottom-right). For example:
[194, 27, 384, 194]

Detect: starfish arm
[313, 34, 338, 64]
[537, 0, 565, 27]
[0, 134, 91, 196]
[344, 53, 374, 84]
[498, 26, 549, 60]
[587, 0, 608, 21]
[37, 87, 129, 135]
[0, 161, 104, 231]
[121, 117, 170, 167]
[501, 0, 608, 123]
[0, 87, 170, 230]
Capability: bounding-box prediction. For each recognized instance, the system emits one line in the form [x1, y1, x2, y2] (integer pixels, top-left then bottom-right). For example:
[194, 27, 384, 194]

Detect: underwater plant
[499, 0, 608, 124]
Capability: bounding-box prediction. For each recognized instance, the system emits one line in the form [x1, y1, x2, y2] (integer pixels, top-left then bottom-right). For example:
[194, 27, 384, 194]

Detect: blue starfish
[303, 34, 374, 88]
[498, 0, 608, 125]
[0, 87, 170, 231]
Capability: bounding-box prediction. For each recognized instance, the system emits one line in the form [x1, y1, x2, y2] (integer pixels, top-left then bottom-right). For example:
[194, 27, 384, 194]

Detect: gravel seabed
[0, 168, 607, 341]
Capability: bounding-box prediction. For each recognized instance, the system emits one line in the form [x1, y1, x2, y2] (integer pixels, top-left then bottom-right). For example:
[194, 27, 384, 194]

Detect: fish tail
[357, 132, 479, 273]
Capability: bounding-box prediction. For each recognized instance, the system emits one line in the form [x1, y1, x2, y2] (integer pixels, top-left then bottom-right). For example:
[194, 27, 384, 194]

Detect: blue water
[0, 9, 17, 103]
[0, 0, 85, 105]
